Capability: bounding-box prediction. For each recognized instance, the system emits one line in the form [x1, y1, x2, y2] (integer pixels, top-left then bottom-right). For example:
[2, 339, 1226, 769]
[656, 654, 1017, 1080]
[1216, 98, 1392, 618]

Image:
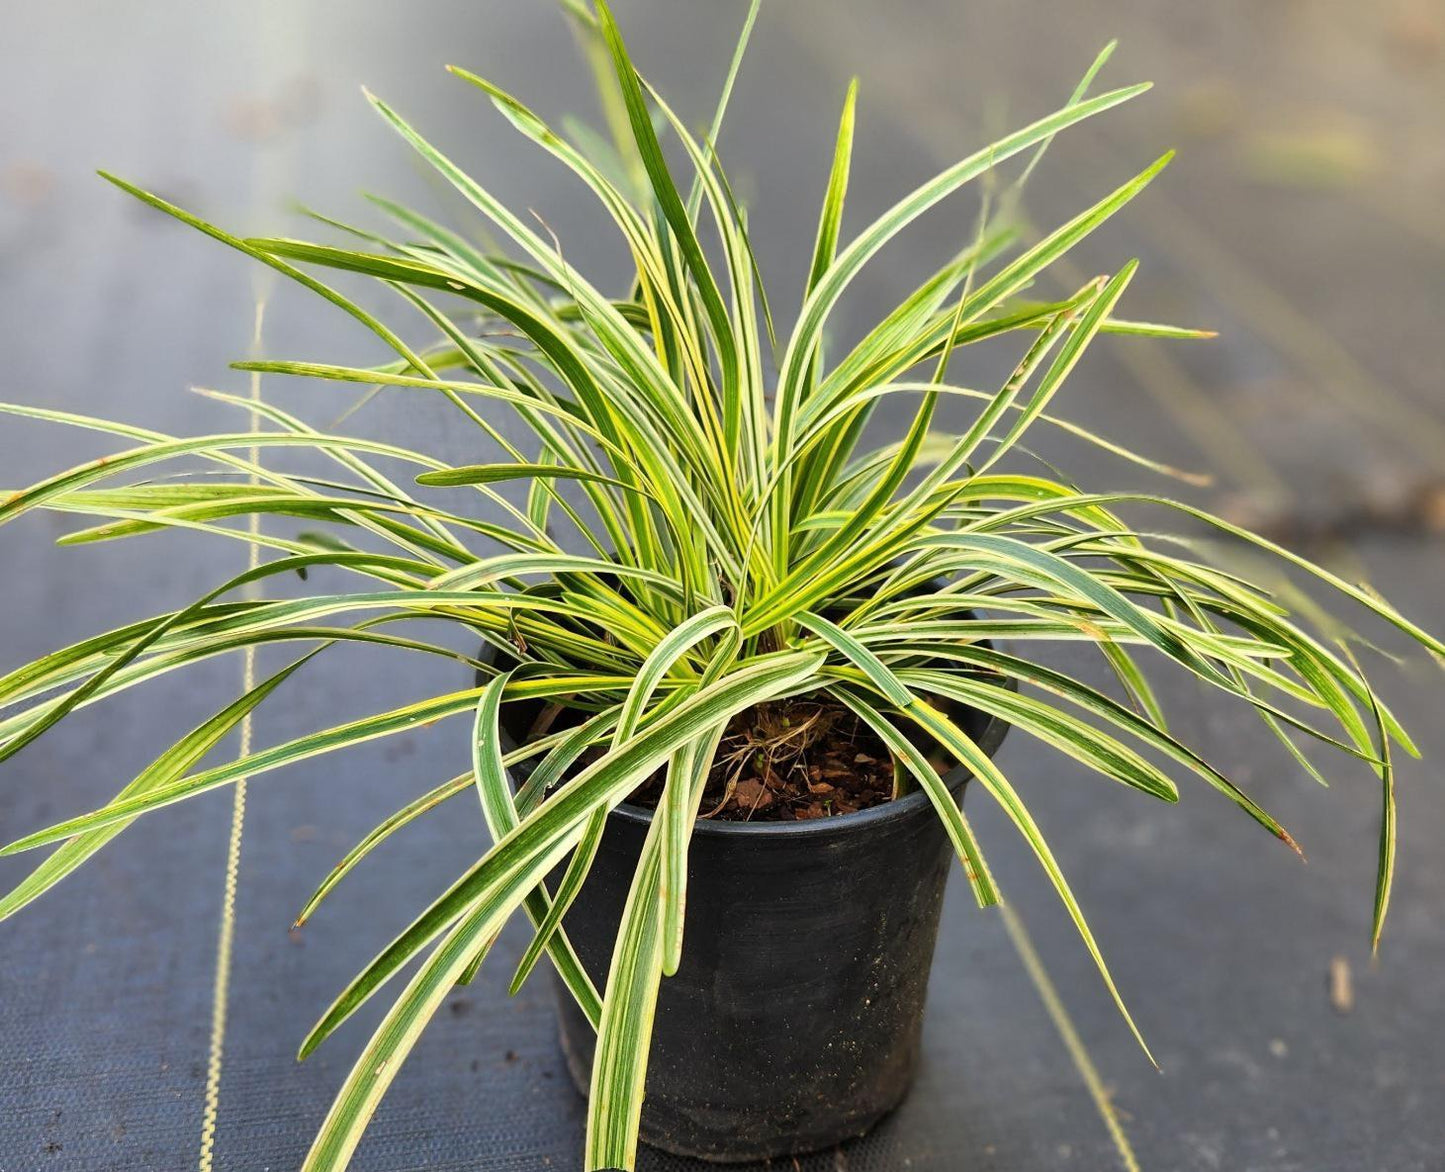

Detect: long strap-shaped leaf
[810, 155, 1169, 426]
[440, 67, 729, 493]
[0, 622, 484, 745]
[354, 90, 735, 584]
[509, 606, 738, 993]
[797, 611, 913, 709]
[833, 688, 998, 908]
[898, 668, 1179, 803]
[1338, 644, 1396, 952]
[425, 552, 683, 598]
[898, 699, 1154, 1065]
[471, 672, 601, 1025]
[586, 762, 667, 1171]
[754, 291, 1090, 631]
[98, 171, 437, 374]
[583, 725, 732, 1168]
[774, 266, 1138, 623]
[0, 652, 315, 921]
[295, 651, 821, 1172]
[300, 653, 821, 1050]
[659, 721, 726, 977]
[0, 550, 440, 770]
[1, 671, 629, 856]
[912, 532, 1233, 688]
[293, 772, 473, 930]
[769, 80, 1151, 565]
[880, 641, 1297, 849]
[940, 487, 1445, 667]
[593, 0, 739, 414]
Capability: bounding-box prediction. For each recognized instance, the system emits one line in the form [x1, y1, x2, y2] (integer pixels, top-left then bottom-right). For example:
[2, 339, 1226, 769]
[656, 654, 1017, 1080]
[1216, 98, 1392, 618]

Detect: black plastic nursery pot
[497, 685, 1011, 1164]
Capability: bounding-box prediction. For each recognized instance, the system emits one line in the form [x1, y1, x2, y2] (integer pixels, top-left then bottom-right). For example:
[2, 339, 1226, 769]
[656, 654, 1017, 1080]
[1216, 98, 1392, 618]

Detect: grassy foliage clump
[1, 3, 1437, 1168]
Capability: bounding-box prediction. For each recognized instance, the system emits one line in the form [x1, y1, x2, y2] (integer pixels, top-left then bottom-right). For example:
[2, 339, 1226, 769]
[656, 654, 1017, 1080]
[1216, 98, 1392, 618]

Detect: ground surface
[2, 2, 1443, 1169]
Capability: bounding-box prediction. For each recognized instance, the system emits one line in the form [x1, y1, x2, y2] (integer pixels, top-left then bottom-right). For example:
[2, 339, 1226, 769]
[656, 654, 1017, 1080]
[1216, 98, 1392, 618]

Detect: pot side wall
[552, 779, 962, 1163]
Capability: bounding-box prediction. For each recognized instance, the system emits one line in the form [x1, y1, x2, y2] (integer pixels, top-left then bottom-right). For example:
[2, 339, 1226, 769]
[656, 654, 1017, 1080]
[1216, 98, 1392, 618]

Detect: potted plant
[1, 2, 1438, 1168]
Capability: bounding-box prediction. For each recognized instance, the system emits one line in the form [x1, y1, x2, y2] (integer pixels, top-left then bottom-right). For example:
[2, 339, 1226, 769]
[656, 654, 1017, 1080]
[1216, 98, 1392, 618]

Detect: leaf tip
[96, 170, 144, 201]
[297, 1030, 324, 1062]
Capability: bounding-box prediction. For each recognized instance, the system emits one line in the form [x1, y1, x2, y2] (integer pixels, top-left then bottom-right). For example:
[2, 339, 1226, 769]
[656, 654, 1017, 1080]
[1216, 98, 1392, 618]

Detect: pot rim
[599, 701, 1012, 839]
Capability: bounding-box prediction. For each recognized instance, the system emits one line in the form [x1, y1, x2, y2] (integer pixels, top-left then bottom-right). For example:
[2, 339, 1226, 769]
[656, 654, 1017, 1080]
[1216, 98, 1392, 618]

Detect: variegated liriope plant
[1, 2, 1438, 1169]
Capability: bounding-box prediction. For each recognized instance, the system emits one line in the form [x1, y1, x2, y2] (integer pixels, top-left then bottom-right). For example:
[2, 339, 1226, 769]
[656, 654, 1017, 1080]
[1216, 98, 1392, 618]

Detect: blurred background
[2, 2, 1442, 1169]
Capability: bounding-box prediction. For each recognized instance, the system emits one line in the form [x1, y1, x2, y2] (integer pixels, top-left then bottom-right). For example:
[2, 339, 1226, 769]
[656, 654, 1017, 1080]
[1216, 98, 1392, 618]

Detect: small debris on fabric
[1328, 955, 1354, 1013]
